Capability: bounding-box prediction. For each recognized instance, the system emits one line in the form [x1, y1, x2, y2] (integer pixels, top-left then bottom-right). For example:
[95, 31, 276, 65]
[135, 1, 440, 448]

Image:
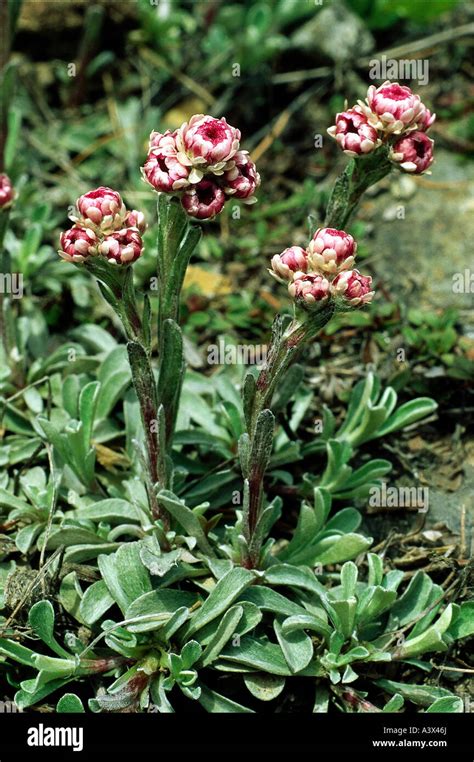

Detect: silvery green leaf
[382, 693, 404, 712]
[219, 635, 291, 676]
[376, 679, 456, 708]
[78, 498, 141, 524]
[448, 601, 474, 640]
[341, 665, 358, 683]
[98, 542, 152, 615]
[372, 398, 437, 440]
[239, 586, 307, 618]
[199, 605, 244, 667]
[281, 613, 331, 641]
[125, 589, 197, 633]
[395, 605, 453, 659]
[263, 564, 325, 597]
[29, 601, 71, 658]
[160, 607, 190, 640]
[367, 553, 384, 587]
[56, 693, 85, 713]
[198, 685, 254, 713]
[186, 567, 255, 636]
[330, 597, 357, 639]
[156, 489, 215, 556]
[341, 561, 358, 599]
[250, 409, 275, 473]
[150, 674, 175, 713]
[139, 535, 183, 578]
[388, 571, 434, 628]
[274, 618, 313, 674]
[242, 371, 257, 431]
[346, 403, 389, 447]
[15, 676, 75, 710]
[193, 601, 262, 647]
[78, 580, 114, 625]
[238, 432, 251, 479]
[312, 533, 372, 565]
[356, 586, 397, 626]
[426, 696, 463, 713]
[244, 673, 285, 702]
[337, 374, 375, 436]
[157, 319, 185, 444]
[0, 638, 36, 667]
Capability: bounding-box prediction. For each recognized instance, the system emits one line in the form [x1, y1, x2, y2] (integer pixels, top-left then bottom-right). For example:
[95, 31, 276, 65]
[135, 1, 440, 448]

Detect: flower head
[331, 269, 374, 306]
[359, 82, 426, 135]
[176, 115, 241, 183]
[0, 173, 14, 210]
[418, 108, 436, 132]
[327, 108, 380, 156]
[125, 209, 147, 235]
[223, 151, 260, 202]
[181, 178, 226, 220]
[98, 228, 143, 265]
[59, 226, 98, 263]
[75, 187, 127, 232]
[390, 131, 434, 174]
[149, 129, 180, 154]
[142, 149, 189, 192]
[270, 246, 308, 282]
[288, 273, 330, 307]
[60, 187, 146, 267]
[307, 228, 356, 274]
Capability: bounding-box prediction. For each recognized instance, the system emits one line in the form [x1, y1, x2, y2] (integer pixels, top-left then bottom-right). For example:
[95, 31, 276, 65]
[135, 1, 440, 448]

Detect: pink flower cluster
[0, 173, 14, 209]
[271, 228, 374, 309]
[142, 114, 260, 220]
[328, 82, 435, 174]
[59, 187, 146, 265]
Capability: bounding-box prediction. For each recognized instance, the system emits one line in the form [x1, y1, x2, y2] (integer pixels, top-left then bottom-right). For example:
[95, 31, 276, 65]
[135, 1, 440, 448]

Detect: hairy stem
[324, 145, 392, 229]
[242, 304, 335, 568]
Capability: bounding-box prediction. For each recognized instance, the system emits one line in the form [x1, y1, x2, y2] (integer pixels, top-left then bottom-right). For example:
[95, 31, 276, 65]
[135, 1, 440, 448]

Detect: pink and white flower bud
[390, 131, 434, 174]
[142, 149, 190, 192]
[288, 273, 330, 307]
[181, 179, 226, 220]
[327, 108, 380, 156]
[0, 173, 14, 209]
[149, 129, 179, 154]
[359, 82, 426, 135]
[307, 228, 356, 274]
[59, 226, 98, 263]
[270, 246, 308, 282]
[331, 269, 374, 306]
[98, 228, 143, 265]
[417, 108, 436, 132]
[75, 187, 127, 231]
[223, 151, 260, 202]
[125, 209, 147, 234]
[176, 114, 241, 182]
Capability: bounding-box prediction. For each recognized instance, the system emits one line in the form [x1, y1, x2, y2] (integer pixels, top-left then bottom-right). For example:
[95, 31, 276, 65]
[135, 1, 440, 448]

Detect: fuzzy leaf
[186, 568, 256, 635]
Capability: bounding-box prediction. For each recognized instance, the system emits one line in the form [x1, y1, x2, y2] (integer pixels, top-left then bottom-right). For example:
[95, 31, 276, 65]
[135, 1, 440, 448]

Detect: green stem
[250, 304, 335, 437]
[324, 145, 392, 229]
[84, 259, 167, 529]
[155, 196, 201, 482]
[242, 303, 335, 568]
